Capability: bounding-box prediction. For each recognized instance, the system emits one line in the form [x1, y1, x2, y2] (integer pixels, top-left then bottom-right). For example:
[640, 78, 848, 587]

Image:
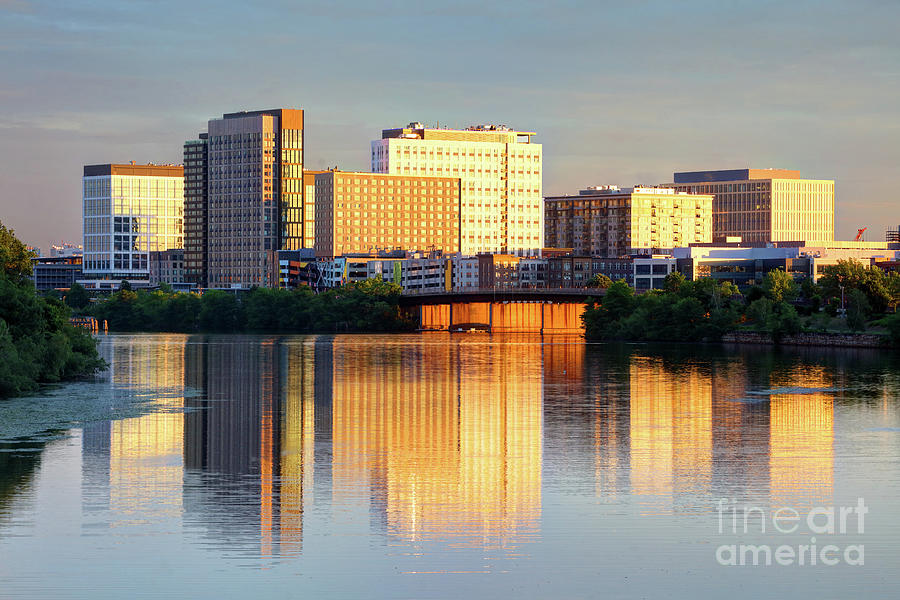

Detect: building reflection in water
[178, 334, 542, 557]
[328, 336, 542, 549]
[767, 364, 834, 508]
[82, 335, 186, 524]
[182, 336, 319, 558]
[77, 334, 839, 560]
[570, 346, 836, 513]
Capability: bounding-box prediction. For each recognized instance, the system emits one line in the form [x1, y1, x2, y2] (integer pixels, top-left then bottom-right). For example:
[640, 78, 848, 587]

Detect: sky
[1, 0, 898, 251]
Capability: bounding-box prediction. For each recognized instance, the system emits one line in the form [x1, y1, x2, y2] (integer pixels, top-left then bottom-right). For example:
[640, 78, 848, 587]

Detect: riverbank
[722, 330, 891, 348]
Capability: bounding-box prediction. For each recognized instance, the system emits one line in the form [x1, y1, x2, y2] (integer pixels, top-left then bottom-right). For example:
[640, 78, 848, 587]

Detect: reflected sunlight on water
[1, 334, 899, 599]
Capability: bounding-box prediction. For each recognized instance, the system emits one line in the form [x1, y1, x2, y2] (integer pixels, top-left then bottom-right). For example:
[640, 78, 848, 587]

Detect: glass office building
[82, 163, 184, 288]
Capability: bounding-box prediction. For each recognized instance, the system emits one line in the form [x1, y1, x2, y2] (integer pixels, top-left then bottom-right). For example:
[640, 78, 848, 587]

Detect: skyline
[2, 0, 898, 250]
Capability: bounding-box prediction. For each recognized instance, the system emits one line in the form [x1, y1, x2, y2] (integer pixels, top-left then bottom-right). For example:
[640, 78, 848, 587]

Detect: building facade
[272, 249, 319, 290]
[660, 241, 900, 286]
[544, 186, 713, 257]
[314, 170, 461, 258]
[371, 122, 543, 254]
[318, 252, 449, 293]
[206, 108, 304, 288]
[148, 249, 185, 287]
[669, 168, 834, 243]
[302, 170, 327, 250]
[82, 163, 184, 287]
[31, 256, 83, 291]
[183, 134, 208, 287]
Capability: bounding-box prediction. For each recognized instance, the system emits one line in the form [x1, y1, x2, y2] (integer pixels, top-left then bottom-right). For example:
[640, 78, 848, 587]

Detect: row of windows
[82, 177, 183, 199]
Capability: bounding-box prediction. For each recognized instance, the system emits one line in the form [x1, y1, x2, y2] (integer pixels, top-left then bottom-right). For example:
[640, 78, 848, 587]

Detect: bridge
[399, 288, 605, 334]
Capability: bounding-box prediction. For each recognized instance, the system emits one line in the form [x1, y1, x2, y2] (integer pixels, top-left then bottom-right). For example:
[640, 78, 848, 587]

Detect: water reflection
[32, 334, 899, 560]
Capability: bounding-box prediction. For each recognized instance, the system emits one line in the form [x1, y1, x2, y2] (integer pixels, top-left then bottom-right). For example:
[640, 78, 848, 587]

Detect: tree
[65, 282, 90, 310]
[663, 271, 687, 294]
[886, 272, 900, 313]
[587, 273, 613, 289]
[198, 290, 243, 332]
[0, 226, 103, 397]
[582, 280, 635, 339]
[762, 269, 799, 303]
[846, 288, 870, 332]
[818, 259, 891, 314]
[0, 221, 36, 283]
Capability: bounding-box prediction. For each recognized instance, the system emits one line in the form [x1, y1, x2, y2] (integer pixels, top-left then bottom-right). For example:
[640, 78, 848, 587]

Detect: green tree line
[0, 222, 104, 398]
[90, 278, 415, 333]
[583, 260, 900, 344]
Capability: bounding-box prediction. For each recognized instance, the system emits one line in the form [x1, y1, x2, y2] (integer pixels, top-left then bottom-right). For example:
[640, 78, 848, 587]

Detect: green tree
[746, 298, 775, 328]
[880, 312, 900, 345]
[0, 226, 104, 398]
[582, 280, 635, 339]
[0, 221, 36, 283]
[663, 271, 687, 294]
[65, 282, 90, 310]
[586, 273, 613, 289]
[762, 269, 799, 303]
[886, 272, 900, 313]
[818, 259, 891, 314]
[846, 288, 870, 332]
[199, 290, 243, 332]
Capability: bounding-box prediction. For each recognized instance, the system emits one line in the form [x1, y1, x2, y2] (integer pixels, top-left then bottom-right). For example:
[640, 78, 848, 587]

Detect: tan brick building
[314, 171, 461, 258]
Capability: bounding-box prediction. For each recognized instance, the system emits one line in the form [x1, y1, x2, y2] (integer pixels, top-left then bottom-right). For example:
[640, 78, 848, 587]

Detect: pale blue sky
[1, 0, 898, 250]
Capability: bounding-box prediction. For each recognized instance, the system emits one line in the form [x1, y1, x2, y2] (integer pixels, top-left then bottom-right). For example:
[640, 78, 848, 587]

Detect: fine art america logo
[715, 498, 867, 566]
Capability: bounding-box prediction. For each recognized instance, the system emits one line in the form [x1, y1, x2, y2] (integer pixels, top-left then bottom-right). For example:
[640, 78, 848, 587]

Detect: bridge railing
[400, 287, 604, 297]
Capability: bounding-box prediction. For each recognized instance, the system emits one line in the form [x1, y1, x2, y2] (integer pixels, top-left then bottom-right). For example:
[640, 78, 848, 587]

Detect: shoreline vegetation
[84, 278, 414, 334]
[582, 261, 900, 347]
[67, 258, 900, 349]
[0, 222, 105, 399]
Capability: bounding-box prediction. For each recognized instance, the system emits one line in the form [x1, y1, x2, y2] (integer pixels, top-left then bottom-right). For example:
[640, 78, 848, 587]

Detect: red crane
[855, 227, 867, 242]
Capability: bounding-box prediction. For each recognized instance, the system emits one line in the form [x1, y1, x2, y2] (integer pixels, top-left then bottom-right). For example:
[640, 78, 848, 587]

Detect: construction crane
[855, 227, 867, 242]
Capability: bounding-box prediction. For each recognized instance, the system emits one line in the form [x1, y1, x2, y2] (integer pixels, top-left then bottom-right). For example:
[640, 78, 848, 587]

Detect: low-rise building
[31, 256, 83, 291]
[633, 256, 677, 291]
[273, 249, 320, 291]
[659, 240, 900, 287]
[319, 251, 449, 293]
[544, 185, 712, 256]
[149, 249, 185, 287]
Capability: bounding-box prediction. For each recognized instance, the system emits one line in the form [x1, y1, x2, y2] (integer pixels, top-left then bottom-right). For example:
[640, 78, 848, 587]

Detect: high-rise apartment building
[82, 163, 184, 288]
[314, 170, 461, 258]
[206, 108, 303, 288]
[183, 134, 208, 287]
[544, 186, 713, 256]
[371, 122, 542, 254]
[302, 169, 327, 250]
[669, 168, 834, 243]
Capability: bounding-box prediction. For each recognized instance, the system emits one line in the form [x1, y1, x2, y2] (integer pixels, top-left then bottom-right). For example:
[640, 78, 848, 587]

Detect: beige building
[371, 122, 542, 254]
[669, 168, 834, 243]
[544, 186, 713, 256]
[314, 171, 461, 258]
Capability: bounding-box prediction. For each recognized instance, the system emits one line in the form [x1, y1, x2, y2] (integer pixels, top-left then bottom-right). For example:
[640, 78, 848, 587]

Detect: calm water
[1, 333, 899, 599]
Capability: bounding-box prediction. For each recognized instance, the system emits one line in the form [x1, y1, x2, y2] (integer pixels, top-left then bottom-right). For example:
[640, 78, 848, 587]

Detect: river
[1, 333, 898, 598]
